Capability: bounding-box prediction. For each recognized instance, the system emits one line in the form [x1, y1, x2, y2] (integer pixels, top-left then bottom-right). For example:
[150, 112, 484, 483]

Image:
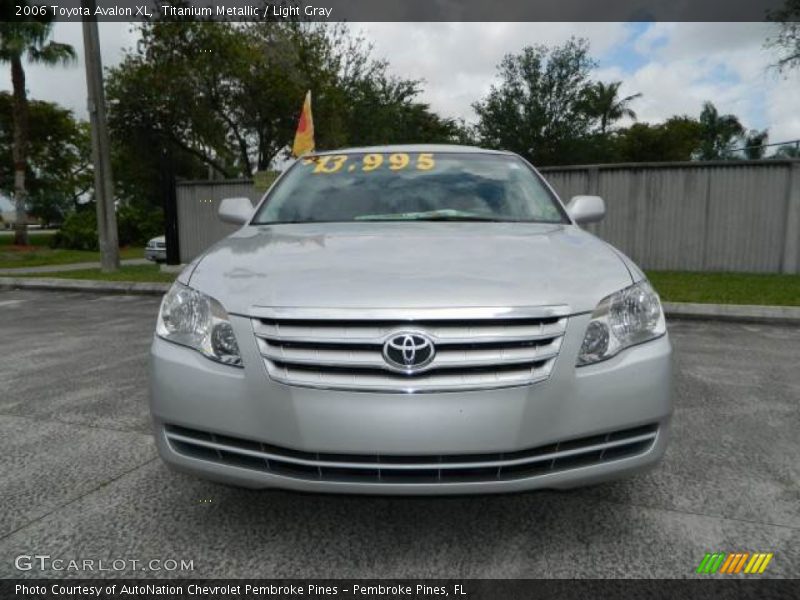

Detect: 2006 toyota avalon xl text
[149, 145, 672, 494]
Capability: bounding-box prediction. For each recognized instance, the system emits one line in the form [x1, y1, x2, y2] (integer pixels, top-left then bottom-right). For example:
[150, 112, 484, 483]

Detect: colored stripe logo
[696, 552, 773, 574]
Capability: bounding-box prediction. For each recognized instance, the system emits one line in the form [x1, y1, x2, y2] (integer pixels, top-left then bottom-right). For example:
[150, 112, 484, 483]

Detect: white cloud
[2, 21, 798, 144]
[766, 74, 800, 142]
[359, 22, 800, 142]
[359, 22, 629, 120]
[620, 23, 800, 140]
[635, 22, 775, 62]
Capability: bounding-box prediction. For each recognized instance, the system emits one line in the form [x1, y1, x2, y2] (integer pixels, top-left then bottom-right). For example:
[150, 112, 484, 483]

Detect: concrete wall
[176, 160, 800, 273]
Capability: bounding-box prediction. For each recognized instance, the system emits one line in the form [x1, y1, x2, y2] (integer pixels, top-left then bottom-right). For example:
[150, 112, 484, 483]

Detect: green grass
[14, 263, 176, 283]
[0, 231, 55, 247]
[0, 232, 144, 269]
[647, 271, 800, 307]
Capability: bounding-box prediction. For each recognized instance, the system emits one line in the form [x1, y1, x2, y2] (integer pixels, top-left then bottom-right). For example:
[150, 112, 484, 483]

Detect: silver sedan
[144, 235, 166, 263]
[149, 145, 672, 494]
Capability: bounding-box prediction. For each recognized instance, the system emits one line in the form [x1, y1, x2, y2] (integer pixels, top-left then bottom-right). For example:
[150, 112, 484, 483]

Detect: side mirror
[566, 195, 605, 224]
[218, 197, 253, 225]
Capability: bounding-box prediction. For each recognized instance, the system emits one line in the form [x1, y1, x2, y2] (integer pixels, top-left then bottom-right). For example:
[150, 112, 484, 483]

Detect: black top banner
[4, 0, 788, 22]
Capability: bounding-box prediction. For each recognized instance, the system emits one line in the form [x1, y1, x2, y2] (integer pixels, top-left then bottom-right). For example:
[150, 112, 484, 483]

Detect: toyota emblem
[382, 332, 436, 372]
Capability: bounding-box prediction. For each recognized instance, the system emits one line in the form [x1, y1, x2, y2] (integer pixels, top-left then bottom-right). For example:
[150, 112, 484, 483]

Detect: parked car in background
[150, 145, 672, 495]
[145, 235, 166, 262]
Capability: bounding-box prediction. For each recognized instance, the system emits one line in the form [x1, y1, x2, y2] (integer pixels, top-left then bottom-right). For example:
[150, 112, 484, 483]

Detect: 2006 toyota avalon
[150, 145, 672, 494]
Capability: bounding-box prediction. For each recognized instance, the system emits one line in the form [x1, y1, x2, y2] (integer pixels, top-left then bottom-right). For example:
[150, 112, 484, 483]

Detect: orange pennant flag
[292, 90, 315, 157]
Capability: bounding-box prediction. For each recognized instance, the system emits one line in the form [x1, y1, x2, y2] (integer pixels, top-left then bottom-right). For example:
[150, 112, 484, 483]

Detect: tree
[472, 38, 597, 166]
[580, 81, 642, 134]
[614, 117, 703, 162]
[768, 0, 800, 72]
[0, 5, 75, 244]
[743, 129, 769, 159]
[0, 93, 92, 225]
[106, 20, 459, 208]
[106, 21, 240, 207]
[774, 143, 800, 158]
[696, 101, 745, 160]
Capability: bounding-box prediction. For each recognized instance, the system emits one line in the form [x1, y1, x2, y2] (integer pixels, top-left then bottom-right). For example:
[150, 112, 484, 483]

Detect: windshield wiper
[355, 209, 511, 222]
[411, 214, 512, 222]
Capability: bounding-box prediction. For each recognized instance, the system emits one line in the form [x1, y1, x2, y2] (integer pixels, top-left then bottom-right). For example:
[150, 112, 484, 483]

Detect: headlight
[156, 282, 242, 367]
[577, 280, 665, 366]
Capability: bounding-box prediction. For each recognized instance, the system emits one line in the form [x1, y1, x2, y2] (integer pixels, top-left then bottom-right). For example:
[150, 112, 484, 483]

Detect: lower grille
[164, 423, 658, 484]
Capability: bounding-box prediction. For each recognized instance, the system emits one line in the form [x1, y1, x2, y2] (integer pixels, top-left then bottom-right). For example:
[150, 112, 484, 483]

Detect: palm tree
[774, 143, 800, 158]
[697, 101, 745, 160]
[0, 13, 75, 245]
[743, 129, 769, 160]
[581, 81, 642, 134]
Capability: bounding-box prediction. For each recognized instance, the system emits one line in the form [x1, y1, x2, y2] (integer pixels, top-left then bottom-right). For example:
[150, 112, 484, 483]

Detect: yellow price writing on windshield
[363, 154, 383, 171]
[312, 155, 347, 174]
[388, 153, 409, 170]
[305, 153, 436, 174]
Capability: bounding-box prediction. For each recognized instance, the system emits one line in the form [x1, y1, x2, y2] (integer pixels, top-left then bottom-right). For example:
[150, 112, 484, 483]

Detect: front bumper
[145, 248, 166, 262]
[149, 313, 672, 494]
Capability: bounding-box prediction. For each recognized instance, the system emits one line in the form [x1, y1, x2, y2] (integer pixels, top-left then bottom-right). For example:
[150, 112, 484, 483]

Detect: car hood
[187, 222, 634, 315]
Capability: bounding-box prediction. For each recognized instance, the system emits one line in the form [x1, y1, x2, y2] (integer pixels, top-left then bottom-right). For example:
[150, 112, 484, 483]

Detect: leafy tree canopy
[696, 101, 746, 160]
[0, 3, 76, 241]
[472, 38, 597, 166]
[106, 19, 465, 207]
[614, 117, 704, 163]
[580, 81, 642, 135]
[768, 0, 800, 72]
[471, 41, 778, 165]
[0, 92, 90, 224]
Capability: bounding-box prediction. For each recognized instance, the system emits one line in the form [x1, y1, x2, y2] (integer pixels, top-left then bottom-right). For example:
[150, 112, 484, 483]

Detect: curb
[661, 302, 800, 324]
[0, 277, 171, 295]
[0, 258, 151, 276]
[2, 277, 799, 324]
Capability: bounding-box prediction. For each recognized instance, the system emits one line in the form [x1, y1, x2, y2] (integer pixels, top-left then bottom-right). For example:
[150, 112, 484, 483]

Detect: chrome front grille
[165, 423, 659, 484]
[250, 306, 569, 392]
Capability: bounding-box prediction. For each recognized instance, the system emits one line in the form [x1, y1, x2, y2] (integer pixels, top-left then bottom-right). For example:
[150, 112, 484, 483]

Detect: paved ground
[0, 258, 149, 275]
[1, 290, 798, 579]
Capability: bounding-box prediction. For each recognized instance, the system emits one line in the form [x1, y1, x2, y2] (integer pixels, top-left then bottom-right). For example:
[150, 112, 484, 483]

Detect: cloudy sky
[2, 21, 799, 143]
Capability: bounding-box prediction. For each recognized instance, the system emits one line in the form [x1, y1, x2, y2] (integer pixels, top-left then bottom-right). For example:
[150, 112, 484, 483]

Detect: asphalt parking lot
[1, 289, 798, 579]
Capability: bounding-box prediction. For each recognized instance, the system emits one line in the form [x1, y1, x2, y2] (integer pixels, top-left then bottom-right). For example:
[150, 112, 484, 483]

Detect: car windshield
[251, 151, 568, 224]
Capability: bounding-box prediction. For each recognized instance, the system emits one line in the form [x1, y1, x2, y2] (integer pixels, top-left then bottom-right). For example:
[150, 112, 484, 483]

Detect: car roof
[309, 144, 513, 156]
